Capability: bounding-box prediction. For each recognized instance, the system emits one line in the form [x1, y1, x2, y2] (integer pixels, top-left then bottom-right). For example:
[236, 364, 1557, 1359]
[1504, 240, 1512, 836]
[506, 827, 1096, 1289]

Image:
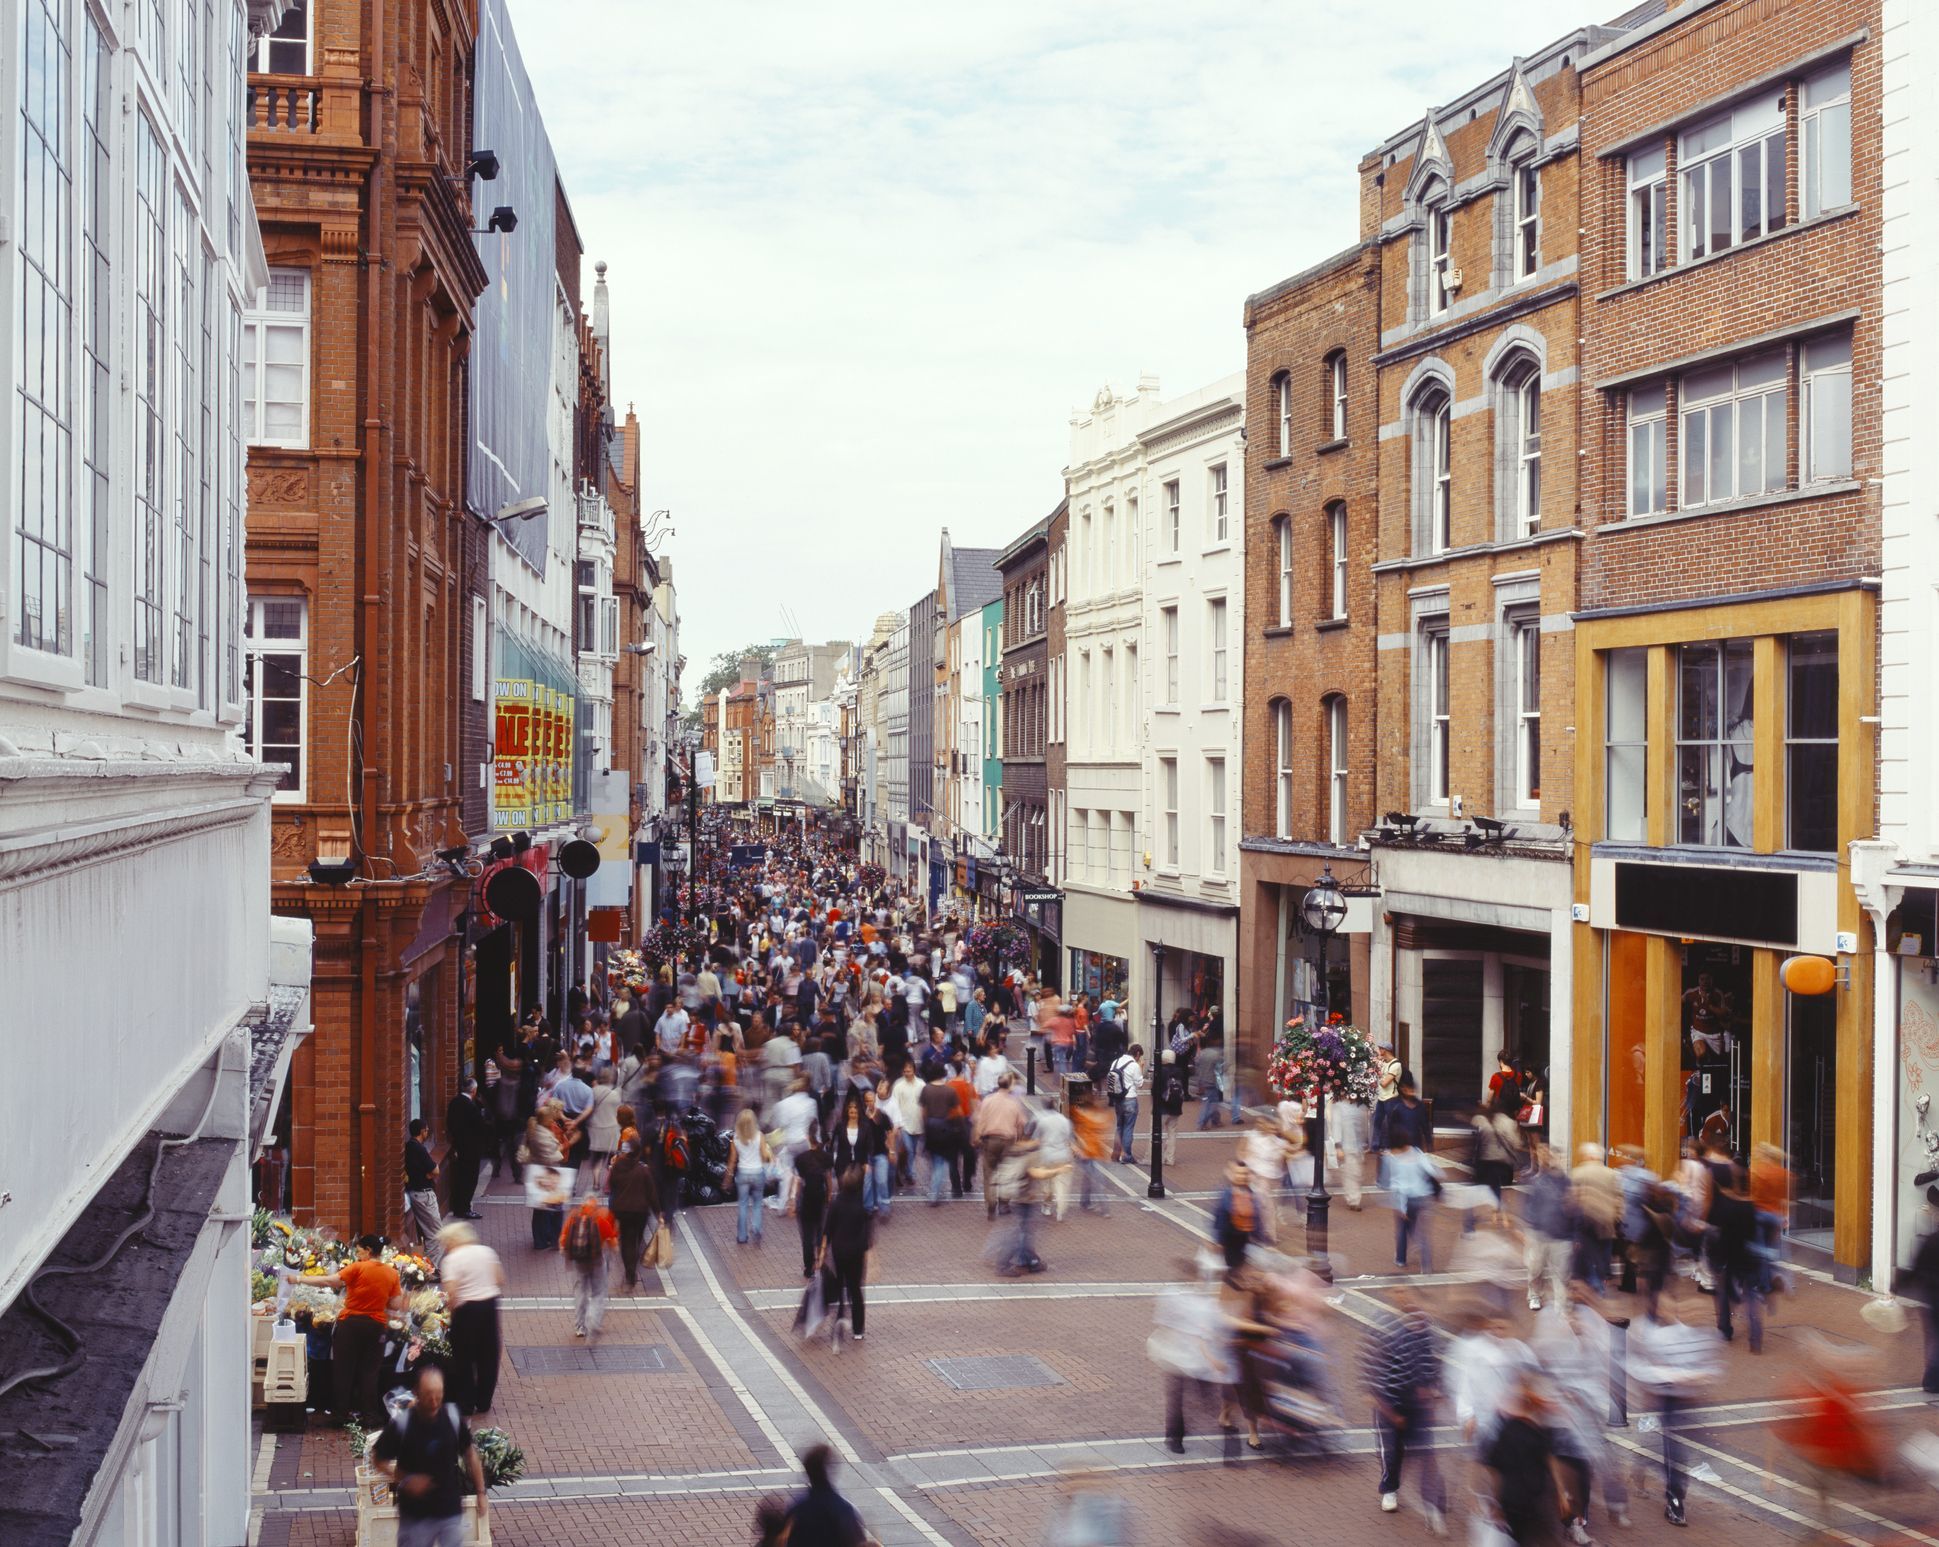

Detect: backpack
[563, 1209, 603, 1264]
[662, 1122, 691, 1173]
[1106, 1057, 1130, 1100]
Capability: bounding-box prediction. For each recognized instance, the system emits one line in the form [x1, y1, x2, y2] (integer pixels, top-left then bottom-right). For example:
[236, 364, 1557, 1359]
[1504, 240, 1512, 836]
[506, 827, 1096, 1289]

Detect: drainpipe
[1851, 838, 1902, 1300]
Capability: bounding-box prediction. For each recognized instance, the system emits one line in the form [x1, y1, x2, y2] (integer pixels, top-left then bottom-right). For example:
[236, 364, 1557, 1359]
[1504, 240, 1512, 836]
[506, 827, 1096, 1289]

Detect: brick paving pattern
[255, 1105, 1939, 1547]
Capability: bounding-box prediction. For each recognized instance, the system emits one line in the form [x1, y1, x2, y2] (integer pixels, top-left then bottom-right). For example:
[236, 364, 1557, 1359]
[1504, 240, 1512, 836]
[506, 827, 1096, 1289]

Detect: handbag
[647, 1224, 674, 1268]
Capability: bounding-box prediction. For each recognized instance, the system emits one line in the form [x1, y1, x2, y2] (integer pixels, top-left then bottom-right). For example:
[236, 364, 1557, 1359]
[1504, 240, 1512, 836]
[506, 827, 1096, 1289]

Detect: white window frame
[1276, 518, 1293, 627]
[1161, 756, 1180, 867]
[1679, 92, 1786, 263]
[1205, 757, 1228, 876]
[1326, 695, 1348, 845]
[1419, 390, 1453, 553]
[1208, 597, 1229, 703]
[243, 269, 311, 448]
[1273, 700, 1292, 839]
[252, 0, 314, 74]
[1329, 351, 1348, 441]
[1801, 60, 1853, 219]
[1162, 605, 1179, 706]
[1510, 364, 1541, 537]
[1101, 645, 1116, 754]
[1512, 617, 1541, 809]
[1604, 648, 1648, 843]
[1428, 196, 1452, 315]
[1328, 503, 1348, 620]
[1679, 350, 1787, 509]
[1164, 480, 1180, 555]
[1627, 384, 1669, 517]
[1513, 154, 1540, 279]
[1426, 628, 1451, 805]
[1627, 144, 1668, 281]
[1802, 332, 1853, 484]
[244, 595, 307, 801]
[1275, 372, 1292, 457]
[1208, 463, 1229, 545]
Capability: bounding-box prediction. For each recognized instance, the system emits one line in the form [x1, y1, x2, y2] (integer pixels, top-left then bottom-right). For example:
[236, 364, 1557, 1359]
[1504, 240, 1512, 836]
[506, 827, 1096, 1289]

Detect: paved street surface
[253, 1082, 1939, 1547]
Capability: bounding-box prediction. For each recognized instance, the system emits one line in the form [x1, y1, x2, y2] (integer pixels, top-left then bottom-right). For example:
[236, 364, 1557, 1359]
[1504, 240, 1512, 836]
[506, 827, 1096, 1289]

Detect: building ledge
[1592, 480, 1862, 537]
[0, 1133, 237, 1547]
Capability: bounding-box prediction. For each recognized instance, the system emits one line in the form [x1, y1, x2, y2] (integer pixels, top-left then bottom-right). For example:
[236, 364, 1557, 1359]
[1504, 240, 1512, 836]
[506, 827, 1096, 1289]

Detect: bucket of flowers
[606, 947, 649, 995]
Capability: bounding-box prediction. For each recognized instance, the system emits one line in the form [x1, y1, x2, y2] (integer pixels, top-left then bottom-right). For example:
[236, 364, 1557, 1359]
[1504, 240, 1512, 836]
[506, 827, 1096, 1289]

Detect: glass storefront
[1681, 941, 1751, 1155]
[1069, 948, 1128, 1007]
[1787, 990, 1836, 1245]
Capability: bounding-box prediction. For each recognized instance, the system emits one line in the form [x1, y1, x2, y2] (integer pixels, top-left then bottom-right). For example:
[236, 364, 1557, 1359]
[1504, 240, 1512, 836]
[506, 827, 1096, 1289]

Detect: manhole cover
[506, 1343, 669, 1375]
[926, 1354, 1065, 1391]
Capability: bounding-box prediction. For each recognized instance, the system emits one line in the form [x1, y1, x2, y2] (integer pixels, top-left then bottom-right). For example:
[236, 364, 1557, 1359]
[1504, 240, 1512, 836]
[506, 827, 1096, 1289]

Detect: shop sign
[493, 674, 535, 829]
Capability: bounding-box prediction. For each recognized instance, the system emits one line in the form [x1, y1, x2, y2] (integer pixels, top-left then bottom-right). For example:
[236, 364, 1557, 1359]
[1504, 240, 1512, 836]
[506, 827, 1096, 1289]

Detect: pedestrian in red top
[559, 1194, 619, 1341]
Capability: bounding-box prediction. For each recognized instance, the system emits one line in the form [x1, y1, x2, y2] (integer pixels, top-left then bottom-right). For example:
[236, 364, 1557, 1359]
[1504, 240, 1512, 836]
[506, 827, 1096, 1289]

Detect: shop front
[1240, 841, 1376, 1112]
[1014, 884, 1062, 989]
[1370, 840, 1570, 1131]
[1063, 885, 1138, 1019]
[1136, 891, 1238, 1055]
[1571, 589, 1875, 1275]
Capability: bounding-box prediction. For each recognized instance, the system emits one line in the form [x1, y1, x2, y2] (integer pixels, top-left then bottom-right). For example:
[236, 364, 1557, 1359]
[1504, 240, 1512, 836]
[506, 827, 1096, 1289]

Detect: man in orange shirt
[947, 1053, 980, 1194]
[300, 1234, 403, 1425]
[1069, 1088, 1113, 1216]
[560, 1195, 620, 1341]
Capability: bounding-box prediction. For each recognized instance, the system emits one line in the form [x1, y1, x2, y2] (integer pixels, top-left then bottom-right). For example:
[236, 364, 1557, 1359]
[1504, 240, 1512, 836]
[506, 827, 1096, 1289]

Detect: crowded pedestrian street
[8, 3, 1939, 1545]
[237, 820, 1939, 1547]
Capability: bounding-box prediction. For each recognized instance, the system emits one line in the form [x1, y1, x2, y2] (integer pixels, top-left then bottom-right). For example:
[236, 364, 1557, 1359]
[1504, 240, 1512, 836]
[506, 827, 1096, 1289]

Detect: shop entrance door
[1786, 991, 1837, 1249]
[1681, 942, 1751, 1155]
[1422, 957, 1485, 1121]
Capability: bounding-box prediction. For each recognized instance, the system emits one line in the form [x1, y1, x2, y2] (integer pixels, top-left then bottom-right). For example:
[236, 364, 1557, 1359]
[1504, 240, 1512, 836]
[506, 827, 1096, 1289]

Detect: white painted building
[0, 4, 312, 1543]
[1062, 377, 1166, 1012]
[957, 610, 987, 844]
[882, 612, 911, 864]
[1855, 0, 1939, 1293]
[1133, 375, 1246, 1041]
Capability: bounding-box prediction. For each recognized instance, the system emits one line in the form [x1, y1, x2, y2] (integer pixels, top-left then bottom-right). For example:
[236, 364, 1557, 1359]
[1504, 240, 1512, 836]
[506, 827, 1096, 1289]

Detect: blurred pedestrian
[780, 1443, 867, 1546]
[607, 1128, 658, 1290]
[436, 1221, 505, 1415]
[823, 1166, 873, 1339]
[559, 1193, 618, 1341]
[1522, 1145, 1573, 1312]
[1361, 1287, 1447, 1532]
[1155, 1049, 1187, 1165]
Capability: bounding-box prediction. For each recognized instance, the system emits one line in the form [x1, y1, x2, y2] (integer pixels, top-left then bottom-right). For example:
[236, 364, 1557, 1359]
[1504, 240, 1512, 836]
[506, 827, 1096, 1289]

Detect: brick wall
[1241, 243, 1382, 841]
[1578, 0, 1883, 611]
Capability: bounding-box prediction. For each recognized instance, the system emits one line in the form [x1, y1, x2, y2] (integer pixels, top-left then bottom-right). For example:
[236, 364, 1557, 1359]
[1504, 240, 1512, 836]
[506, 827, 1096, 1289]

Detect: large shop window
[1070, 949, 1128, 1006]
[1676, 638, 1755, 848]
[1785, 631, 1838, 852]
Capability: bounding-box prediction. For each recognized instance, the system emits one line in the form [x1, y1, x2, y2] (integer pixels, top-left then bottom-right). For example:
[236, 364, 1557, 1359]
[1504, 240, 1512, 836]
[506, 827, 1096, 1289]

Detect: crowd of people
[316, 808, 1889, 1547]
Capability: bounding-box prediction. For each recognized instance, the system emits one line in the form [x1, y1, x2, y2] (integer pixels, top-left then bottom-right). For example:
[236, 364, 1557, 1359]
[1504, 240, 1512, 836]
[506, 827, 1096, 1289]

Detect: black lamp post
[1149, 942, 1168, 1199]
[1301, 865, 1348, 1276]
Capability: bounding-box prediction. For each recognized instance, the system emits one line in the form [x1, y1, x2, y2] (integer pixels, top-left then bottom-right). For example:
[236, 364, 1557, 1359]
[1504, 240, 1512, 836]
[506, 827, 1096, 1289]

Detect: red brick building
[244, 0, 488, 1231]
[1568, 0, 1880, 1273]
[1238, 242, 1381, 1085]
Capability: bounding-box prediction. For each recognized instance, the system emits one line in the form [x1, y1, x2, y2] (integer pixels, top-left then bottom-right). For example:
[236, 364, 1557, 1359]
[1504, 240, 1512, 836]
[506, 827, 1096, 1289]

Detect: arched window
[1324, 351, 1347, 441]
[1273, 371, 1292, 457]
[1325, 502, 1348, 620]
[1413, 385, 1453, 553]
[1324, 695, 1348, 845]
[1274, 515, 1293, 627]
[1271, 698, 1293, 839]
[1495, 353, 1541, 539]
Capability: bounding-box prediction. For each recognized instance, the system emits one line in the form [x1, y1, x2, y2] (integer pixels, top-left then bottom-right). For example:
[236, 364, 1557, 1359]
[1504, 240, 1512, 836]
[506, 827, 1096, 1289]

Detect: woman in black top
[791, 1121, 833, 1280]
[830, 1092, 875, 1174]
[822, 1167, 874, 1337]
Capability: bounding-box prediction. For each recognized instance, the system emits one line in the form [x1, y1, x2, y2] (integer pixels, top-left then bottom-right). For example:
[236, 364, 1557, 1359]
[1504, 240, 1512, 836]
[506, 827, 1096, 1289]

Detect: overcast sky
[509, 0, 1583, 699]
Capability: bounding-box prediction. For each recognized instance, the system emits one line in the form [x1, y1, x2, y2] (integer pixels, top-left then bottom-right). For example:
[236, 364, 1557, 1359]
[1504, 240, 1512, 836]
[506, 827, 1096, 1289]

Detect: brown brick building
[244, 0, 488, 1232]
[1238, 242, 1381, 1090]
[1568, 0, 1880, 1273]
[1360, 38, 1600, 1124]
[997, 508, 1057, 976]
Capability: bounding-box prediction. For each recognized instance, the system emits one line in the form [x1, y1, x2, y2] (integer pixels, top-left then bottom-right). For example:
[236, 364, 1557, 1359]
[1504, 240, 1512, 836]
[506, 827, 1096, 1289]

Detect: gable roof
[948, 547, 1004, 620]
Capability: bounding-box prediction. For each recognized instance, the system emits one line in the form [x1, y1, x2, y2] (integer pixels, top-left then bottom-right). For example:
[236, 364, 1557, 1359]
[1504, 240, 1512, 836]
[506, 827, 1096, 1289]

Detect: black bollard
[1027, 1044, 1037, 1097]
[1607, 1314, 1630, 1427]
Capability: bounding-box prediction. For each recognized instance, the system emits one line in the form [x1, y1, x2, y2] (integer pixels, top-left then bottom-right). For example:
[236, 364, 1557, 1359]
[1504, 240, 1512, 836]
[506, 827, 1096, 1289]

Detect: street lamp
[1149, 941, 1168, 1199]
[1300, 864, 1348, 1276]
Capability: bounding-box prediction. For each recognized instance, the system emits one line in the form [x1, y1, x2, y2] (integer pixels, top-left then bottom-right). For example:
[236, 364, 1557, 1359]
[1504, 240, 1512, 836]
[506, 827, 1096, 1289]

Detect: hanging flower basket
[1266, 1016, 1379, 1108]
[965, 919, 1030, 968]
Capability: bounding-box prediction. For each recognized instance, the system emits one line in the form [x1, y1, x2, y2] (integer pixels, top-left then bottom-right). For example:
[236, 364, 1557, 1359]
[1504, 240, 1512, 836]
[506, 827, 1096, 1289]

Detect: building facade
[1133, 376, 1247, 1057]
[0, 2, 308, 1539]
[1365, 39, 1594, 1129]
[997, 513, 1054, 970]
[1569, 0, 1881, 1275]
[1239, 241, 1382, 1105]
[908, 588, 938, 900]
[1064, 384, 1162, 1015]
[245, 0, 492, 1232]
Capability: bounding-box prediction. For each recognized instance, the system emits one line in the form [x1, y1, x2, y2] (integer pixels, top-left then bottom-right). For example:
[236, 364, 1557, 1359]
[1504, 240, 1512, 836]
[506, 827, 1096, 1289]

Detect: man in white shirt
[1030, 1105, 1075, 1220]
[654, 1004, 690, 1057]
[1108, 1046, 1145, 1164]
[771, 1079, 818, 1213]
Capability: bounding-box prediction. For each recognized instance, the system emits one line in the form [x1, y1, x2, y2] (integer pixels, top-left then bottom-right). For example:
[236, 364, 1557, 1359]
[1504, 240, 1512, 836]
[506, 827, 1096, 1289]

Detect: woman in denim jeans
[728, 1108, 772, 1245]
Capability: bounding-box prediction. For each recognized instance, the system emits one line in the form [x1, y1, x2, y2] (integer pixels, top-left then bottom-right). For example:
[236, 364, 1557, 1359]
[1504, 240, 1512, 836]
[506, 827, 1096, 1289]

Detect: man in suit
[445, 1078, 493, 1220]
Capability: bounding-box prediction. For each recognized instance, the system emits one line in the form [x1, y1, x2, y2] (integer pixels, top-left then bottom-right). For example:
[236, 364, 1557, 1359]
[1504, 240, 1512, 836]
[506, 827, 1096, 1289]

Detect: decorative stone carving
[249, 466, 311, 508]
